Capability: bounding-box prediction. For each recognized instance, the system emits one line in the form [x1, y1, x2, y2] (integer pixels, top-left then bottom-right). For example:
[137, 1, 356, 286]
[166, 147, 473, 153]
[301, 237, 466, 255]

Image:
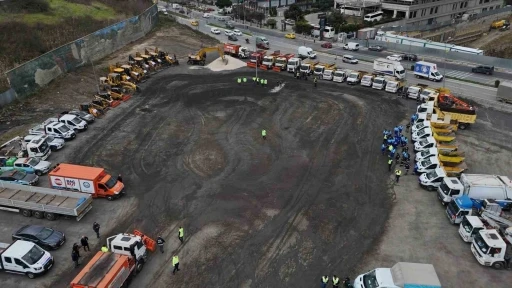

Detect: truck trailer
[353, 262, 441, 288]
[0, 181, 92, 221]
[48, 164, 124, 201]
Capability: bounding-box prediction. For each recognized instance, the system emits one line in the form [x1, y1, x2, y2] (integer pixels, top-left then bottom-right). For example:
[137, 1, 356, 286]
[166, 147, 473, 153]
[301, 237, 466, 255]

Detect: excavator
[187, 45, 225, 66]
[99, 73, 139, 93]
[153, 47, 179, 66]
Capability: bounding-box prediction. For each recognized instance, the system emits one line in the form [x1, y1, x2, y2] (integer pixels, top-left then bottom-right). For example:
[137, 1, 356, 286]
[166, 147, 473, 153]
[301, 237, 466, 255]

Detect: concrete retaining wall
[1, 4, 158, 106]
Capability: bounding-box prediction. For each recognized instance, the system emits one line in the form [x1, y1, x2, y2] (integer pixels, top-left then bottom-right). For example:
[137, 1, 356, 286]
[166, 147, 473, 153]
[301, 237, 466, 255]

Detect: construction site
[1, 7, 512, 288]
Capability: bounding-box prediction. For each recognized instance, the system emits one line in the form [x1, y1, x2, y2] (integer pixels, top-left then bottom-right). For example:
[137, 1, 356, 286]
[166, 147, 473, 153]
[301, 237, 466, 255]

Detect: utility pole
[443, 36, 452, 88]
[89, 57, 100, 94]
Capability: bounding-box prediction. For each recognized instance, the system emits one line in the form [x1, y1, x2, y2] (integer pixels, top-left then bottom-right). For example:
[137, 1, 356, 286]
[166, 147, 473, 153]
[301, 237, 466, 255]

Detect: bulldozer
[145, 48, 163, 66]
[154, 47, 179, 66]
[136, 52, 159, 72]
[94, 91, 122, 108]
[187, 45, 225, 66]
[109, 63, 144, 83]
[80, 103, 104, 118]
[129, 54, 151, 73]
[99, 73, 139, 93]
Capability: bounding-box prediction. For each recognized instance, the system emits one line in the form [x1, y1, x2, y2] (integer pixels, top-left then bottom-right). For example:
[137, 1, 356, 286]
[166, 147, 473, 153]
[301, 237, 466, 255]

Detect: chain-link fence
[3, 4, 159, 100]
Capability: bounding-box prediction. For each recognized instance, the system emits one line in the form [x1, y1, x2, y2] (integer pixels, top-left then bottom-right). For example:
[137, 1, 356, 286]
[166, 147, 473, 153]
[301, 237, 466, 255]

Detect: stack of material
[206, 55, 246, 72]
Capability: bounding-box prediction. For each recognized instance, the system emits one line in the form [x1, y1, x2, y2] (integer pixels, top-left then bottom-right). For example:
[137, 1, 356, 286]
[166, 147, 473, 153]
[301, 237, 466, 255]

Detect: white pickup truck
[29, 119, 76, 141]
[0, 240, 54, 278]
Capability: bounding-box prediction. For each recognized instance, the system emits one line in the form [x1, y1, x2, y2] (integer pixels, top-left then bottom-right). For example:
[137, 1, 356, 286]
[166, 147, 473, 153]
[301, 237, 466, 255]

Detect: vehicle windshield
[362, 76, 371, 80]
[374, 79, 383, 84]
[417, 129, 427, 137]
[425, 170, 438, 180]
[59, 125, 70, 132]
[461, 217, 473, 233]
[263, 56, 272, 61]
[12, 170, 27, 180]
[419, 150, 431, 158]
[420, 158, 432, 167]
[409, 87, 420, 93]
[474, 233, 490, 254]
[39, 141, 49, 152]
[447, 199, 461, 215]
[300, 64, 309, 70]
[276, 59, 286, 65]
[420, 90, 431, 97]
[387, 82, 397, 88]
[333, 71, 344, 77]
[28, 158, 40, 166]
[46, 136, 55, 142]
[105, 176, 118, 189]
[314, 67, 323, 73]
[22, 245, 45, 265]
[418, 139, 429, 146]
[288, 60, 297, 65]
[71, 117, 81, 124]
[36, 227, 54, 240]
[415, 122, 426, 130]
[434, 72, 441, 76]
[349, 73, 358, 79]
[324, 71, 332, 75]
[362, 270, 378, 288]
[398, 69, 405, 75]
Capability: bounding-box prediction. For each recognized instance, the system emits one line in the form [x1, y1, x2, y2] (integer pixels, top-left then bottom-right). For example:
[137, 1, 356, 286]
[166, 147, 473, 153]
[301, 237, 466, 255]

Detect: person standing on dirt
[72, 243, 81, 257]
[172, 255, 180, 275]
[93, 222, 100, 238]
[81, 236, 90, 252]
[117, 174, 123, 183]
[314, 77, 318, 88]
[262, 129, 267, 140]
[237, 78, 242, 84]
[321, 275, 329, 288]
[381, 143, 386, 155]
[404, 162, 410, 175]
[157, 236, 165, 253]
[72, 250, 80, 268]
[395, 169, 402, 183]
[178, 227, 184, 244]
[332, 275, 340, 288]
[388, 158, 393, 171]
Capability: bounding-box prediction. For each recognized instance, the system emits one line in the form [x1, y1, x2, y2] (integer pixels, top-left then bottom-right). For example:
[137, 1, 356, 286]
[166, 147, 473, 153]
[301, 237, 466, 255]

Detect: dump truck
[333, 69, 350, 83]
[273, 53, 295, 72]
[260, 50, 281, 70]
[299, 60, 319, 76]
[0, 240, 54, 278]
[385, 78, 405, 94]
[360, 74, 376, 87]
[247, 50, 266, 68]
[48, 163, 124, 201]
[497, 81, 512, 104]
[286, 57, 301, 73]
[0, 136, 51, 161]
[223, 43, 249, 59]
[0, 181, 93, 221]
[347, 71, 366, 85]
[417, 99, 476, 130]
[70, 230, 156, 288]
[353, 262, 441, 288]
[414, 156, 467, 175]
[313, 63, 335, 77]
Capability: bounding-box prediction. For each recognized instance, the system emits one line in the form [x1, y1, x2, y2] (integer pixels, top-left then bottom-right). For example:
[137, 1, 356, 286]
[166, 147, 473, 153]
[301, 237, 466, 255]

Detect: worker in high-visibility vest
[237, 78, 241, 84]
[243, 77, 247, 83]
[262, 129, 267, 140]
[101, 245, 108, 253]
[178, 227, 184, 244]
[332, 275, 340, 288]
[321, 275, 329, 288]
[172, 255, 180, 275]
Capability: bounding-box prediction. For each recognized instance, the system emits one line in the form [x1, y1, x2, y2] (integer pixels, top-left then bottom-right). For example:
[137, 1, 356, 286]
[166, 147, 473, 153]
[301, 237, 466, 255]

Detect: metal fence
[3, 4, 159, 101]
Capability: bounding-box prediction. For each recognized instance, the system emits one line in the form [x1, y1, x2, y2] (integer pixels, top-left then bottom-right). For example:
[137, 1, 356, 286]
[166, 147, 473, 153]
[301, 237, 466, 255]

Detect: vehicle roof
[391, 262, 441, 287]
[49, 163, 104, 179]
[70, 252, 130, 287]
[461, 174, 507, 187]
[465, 215, 484, 227]
[455, 195, 474, 209]
[14, 158, 35, 164]
[0, 170, 24, 177]
[16, 225, 44, 235]
[343, 55, 354, 58]
[2, 240, 36, 257]
[444, 177, 463, 189]
[478, 229, 506, 247]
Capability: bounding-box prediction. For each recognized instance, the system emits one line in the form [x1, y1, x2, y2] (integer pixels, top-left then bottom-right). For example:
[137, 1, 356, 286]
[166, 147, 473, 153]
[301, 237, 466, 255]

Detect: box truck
[437, 174, 512, 207]
[414, 61, 443, 81]
[0, 240, 54, 278]
[373, 58, 406, 79]
[48, 164, 124, 201]
[353, 262, 441, 288]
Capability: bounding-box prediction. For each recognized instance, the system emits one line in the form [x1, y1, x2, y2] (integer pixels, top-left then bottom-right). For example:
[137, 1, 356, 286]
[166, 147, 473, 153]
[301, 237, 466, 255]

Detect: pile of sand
[206, 55, 246, 72]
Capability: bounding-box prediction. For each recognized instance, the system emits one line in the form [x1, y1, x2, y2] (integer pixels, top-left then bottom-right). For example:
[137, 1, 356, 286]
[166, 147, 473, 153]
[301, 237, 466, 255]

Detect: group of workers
[382, 125, 412, 182]
[321, 275, 353, 288]
[154, 227, 185, 275]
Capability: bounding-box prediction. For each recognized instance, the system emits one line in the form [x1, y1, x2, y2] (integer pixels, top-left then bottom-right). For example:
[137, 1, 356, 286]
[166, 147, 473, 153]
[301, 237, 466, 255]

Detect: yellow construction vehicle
[110, 63, 144, 83]
[136, 52, 159, 72]
[95, 91, 122, 108]
[145, 48, 163, 66]
[187, 45, 225, 66]
[152, 47, 179, 66]
[99, 73, 139, 93]
[120, 64, 144, 83]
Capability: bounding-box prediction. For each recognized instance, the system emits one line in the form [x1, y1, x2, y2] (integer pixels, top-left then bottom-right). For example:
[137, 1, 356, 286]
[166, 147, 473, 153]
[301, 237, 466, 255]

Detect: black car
[472, 65, 494, 75]
[13, 225, 65, 250]
[368, 45, 384, 52]
[228, 34, 238, 41]
[401, 54, 418, 61]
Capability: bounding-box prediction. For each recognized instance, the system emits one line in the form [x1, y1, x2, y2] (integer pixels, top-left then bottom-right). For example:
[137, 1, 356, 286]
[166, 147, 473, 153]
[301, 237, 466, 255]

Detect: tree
[313, 0, 334, 12]
[284, 4, 304, 21]
[215, 0, 232, 9]
[269, 7, 277, 17]
[327, 10, 345, 33]
[266, 18, 277, 29]
[294, 21, 313, 34]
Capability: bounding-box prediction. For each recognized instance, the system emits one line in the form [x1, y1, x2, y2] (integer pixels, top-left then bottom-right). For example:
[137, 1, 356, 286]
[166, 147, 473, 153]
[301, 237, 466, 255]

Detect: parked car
[471, 65, 494, 75]
[12, 225, 65, 250]
[24, 134, 65, 151]
[368, 45, 383, 51]
[228, 35, 238, 41]
[0, 170, 38, 185]
[210, 28, 220, 34]
[321, 42, 332, 48]
[233, 29, 242, 36]
[203, 13, 211, 18]
[401, 53, 418, 61]
[386, 54, 402, 61]
[224, 29, 233, 36]
[285, 19, 295, 25]
[191, 20, 199, 26]
[342, 55, 358, 64]
[64, 110, 95, 124]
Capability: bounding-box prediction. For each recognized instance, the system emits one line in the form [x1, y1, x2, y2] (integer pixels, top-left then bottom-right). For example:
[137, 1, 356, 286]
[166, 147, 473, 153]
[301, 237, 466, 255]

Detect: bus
[311, 24, 335, 39]
[364, 11, 383, 22]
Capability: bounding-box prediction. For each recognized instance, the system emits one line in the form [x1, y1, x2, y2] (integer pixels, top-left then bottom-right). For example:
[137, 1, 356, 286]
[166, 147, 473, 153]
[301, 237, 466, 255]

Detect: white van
[0, 240, 54, 278]
[297, 46, 316, 59]
[343, 42, 359, 51]
[203, 13, 210, 18]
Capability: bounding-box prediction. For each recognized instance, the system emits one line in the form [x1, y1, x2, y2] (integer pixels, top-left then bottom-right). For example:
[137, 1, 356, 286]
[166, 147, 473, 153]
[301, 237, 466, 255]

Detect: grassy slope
[0, 0, 121, 24]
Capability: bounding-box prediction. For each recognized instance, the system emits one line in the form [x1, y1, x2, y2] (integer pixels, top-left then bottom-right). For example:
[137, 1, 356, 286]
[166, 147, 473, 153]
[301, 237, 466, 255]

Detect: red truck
[48, 163, 124, 201]
[247, 50, 267, 68]
[223, 43, 249, 58]
[273, 53, 295, 72]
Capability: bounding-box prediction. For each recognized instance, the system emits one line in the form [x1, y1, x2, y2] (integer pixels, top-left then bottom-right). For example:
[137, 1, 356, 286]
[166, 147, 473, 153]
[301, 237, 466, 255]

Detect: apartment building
[381, 0, 503, 25]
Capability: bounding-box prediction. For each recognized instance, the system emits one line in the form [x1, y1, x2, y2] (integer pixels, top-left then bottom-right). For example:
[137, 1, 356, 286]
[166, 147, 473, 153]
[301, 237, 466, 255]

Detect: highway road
[176, 14, 512, 112]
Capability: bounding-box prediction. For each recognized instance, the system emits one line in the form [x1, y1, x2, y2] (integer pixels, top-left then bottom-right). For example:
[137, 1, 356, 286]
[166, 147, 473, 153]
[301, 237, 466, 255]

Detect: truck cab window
[4, 257, 12, 263]
[30, 147, 37, 153]
[98, 184, 107, 191]
[449, 189, 460, 196]
[14, 258, 28, 268]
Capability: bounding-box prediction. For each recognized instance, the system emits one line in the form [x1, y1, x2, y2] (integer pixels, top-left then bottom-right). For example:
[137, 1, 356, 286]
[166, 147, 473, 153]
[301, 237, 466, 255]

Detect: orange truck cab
[48, 164, 124, 201]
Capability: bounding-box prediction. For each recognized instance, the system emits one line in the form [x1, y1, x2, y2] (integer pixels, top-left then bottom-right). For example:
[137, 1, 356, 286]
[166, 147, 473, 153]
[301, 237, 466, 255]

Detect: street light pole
[443, 36, 452, 88]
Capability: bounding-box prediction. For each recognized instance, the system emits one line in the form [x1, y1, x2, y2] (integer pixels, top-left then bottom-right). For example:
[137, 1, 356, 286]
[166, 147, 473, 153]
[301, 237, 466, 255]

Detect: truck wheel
[22, 209, 32, 217]
[33, 211, 44, 219]
[458, 123, 468, 130]
[136, 260, 145, 272]
[44, 212, 56, 221]
[492, 261, 504, 270]
[35, 170, 42, 176]
[107, 196, 114, 201]
[26, 272, 35, 279]
[427, 186, 435, 191]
